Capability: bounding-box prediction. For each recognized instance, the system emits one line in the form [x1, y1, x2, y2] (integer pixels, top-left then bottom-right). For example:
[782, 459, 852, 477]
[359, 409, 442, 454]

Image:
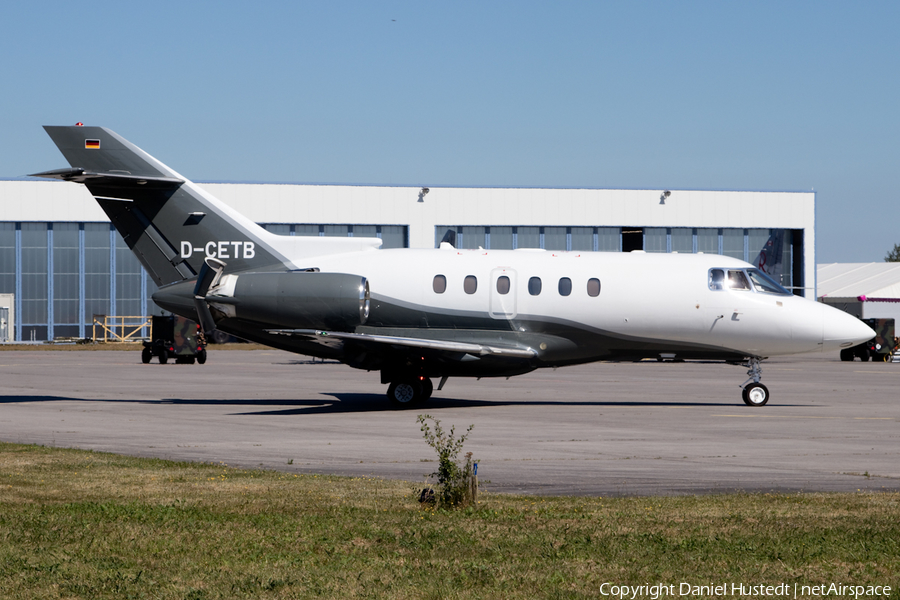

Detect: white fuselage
[303, 245, 869, 360]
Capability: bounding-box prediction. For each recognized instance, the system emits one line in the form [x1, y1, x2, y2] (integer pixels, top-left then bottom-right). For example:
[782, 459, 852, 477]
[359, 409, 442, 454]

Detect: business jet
[32, 125, 873, 407]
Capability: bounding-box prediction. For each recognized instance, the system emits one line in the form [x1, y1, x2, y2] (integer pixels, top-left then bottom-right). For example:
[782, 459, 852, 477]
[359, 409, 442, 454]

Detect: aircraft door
[490, 268, 517, 319]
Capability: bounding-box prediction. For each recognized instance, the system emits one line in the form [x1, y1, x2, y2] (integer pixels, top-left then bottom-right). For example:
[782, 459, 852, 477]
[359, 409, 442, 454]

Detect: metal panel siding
[195, 184, 813, 247]
[5, 181, 813, 231]
[0, 181, 107, 222]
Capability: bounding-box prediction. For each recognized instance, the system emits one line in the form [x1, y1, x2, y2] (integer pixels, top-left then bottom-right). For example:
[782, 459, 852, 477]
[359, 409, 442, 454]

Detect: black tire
[840, 349, 853, 362]
[186, 356, 196, 365]
[420, 377, 434, 401]
[141, 348, 152, 364]
[197, 349, 207, 365]
[859, 350, 870, 362]
[159, 349, 168, 365]
[742, 382, 769, 407]
[387, 380, 421, 406]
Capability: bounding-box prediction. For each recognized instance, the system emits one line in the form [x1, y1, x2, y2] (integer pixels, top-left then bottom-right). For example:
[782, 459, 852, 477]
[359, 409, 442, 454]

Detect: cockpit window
[747, 269, 791, 295]
[727, 270, 751, 291]
[709, 267, 791, 296]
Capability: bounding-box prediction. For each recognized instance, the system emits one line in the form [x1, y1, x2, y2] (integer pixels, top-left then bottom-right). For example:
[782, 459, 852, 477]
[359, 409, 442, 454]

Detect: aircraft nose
[822, 304, 875, 351]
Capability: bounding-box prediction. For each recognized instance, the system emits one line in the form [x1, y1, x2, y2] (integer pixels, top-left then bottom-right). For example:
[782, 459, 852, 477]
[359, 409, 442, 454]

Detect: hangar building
[817, 262, 900, 324]
[0, 178, 815, 342]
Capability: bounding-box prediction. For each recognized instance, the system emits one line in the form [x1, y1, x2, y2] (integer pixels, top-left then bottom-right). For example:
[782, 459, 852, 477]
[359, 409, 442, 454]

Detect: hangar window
[433, 274, 446, 294]
[558, 277, 572, 296]
[587, 278, 601, 297]
[464, 275, 478, 294]
[528, 277, 542, 296]
[496, 276, 510, 295]
[709, 269, 725, 291]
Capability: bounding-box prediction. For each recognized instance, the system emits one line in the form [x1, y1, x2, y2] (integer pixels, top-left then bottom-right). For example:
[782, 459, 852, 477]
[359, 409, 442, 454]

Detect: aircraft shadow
[228, 393, 809, 415]
[0, 395, 80, 404]
[0, 393, 811, 414]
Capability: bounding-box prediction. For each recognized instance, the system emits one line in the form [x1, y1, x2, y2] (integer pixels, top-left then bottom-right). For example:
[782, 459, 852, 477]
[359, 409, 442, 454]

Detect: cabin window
[558, 277, 572, 296]
[709, 269, 725, 291]
[433, 275, 446, 294]
[587, 278, 601, 297]
[464, 275, 478, 294]
[727, 269, 751, 291]
[496, 276, 510, 295]
[528, 277, 542, 296]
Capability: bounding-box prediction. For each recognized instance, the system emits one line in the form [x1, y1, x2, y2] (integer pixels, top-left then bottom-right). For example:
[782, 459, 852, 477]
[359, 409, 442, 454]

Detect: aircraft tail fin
[31, 126, 287, 287]
[39, 126, 179, 180]
[438, 229, 457, 248]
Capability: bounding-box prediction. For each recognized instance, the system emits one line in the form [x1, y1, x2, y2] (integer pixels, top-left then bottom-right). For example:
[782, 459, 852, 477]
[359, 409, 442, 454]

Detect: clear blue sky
[2, 1, 897, 262]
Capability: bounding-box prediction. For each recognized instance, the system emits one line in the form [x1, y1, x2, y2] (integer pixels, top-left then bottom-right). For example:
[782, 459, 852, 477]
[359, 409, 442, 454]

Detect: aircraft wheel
[742, 383, 769, 407]
[158, 349, 168, 365]
[420, 377, 434, 400]
[141, 348, 152, 364]
[839, 349, 853, 362]
[197, 349, 207, 365]
[387, 380, 421, 406]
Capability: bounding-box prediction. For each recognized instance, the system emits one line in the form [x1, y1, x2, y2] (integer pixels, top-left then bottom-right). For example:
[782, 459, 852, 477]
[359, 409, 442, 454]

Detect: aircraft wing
[265, 329, 537, 358]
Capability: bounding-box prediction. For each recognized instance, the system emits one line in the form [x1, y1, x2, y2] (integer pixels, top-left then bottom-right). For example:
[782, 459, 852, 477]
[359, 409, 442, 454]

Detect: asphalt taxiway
[1, 349, 897, 496]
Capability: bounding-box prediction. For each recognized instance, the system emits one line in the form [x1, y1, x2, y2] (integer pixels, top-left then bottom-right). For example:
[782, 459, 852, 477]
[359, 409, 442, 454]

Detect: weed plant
[417, 414, 477, 508]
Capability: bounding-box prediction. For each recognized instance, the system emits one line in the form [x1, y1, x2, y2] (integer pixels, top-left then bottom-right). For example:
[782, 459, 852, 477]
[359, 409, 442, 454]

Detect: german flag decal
[85, 139, 100, 149]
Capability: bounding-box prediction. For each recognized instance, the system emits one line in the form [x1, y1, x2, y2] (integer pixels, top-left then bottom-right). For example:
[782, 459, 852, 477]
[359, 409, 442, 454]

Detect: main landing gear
[740, 357, 769, 406]
[386, 376, 435, 406]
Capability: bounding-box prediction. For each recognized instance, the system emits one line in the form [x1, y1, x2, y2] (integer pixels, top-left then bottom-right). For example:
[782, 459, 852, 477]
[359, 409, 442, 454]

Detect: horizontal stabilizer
[29, 167, 183, 188]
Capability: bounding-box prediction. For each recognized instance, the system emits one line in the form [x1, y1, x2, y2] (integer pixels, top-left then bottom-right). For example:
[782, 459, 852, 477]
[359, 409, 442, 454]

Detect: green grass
[1, 442, 897, 599]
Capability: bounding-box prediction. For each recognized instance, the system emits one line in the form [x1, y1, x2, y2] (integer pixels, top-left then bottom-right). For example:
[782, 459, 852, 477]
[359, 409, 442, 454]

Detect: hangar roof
[817, 263, 900, 301]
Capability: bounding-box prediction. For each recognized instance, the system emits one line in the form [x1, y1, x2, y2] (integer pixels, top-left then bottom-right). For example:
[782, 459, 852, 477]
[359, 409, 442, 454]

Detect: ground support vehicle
[142, 316, 207, 365]
[840, 318, 895, 362]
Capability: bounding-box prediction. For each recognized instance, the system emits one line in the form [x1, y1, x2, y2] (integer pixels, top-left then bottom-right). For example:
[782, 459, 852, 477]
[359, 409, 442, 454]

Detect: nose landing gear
[740, 357, 769, 406]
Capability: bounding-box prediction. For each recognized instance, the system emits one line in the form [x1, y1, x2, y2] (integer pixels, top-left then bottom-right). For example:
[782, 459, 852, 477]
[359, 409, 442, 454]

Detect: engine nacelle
[217, 271, 369, 331]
